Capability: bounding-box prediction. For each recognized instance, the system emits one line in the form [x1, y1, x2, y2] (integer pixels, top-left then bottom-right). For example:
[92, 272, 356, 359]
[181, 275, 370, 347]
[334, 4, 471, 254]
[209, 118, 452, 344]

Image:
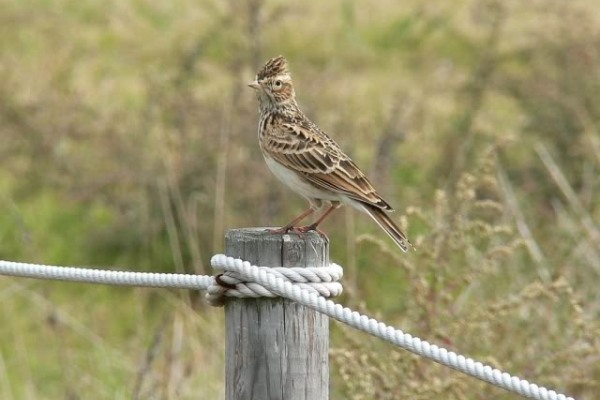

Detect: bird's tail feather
[361, 204, 411, 252]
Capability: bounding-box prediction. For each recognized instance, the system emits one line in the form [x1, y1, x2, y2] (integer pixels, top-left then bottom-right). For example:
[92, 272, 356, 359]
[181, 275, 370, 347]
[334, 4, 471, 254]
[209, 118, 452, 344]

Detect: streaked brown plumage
[248, 56, 411, 252]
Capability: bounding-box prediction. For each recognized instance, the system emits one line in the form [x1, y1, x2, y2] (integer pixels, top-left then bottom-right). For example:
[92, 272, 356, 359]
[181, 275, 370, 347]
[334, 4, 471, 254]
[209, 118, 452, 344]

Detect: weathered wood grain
[225, 228, 329, 400]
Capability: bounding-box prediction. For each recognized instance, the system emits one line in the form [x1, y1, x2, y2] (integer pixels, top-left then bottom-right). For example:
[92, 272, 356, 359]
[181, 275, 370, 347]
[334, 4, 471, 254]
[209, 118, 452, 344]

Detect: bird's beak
[248, 80, 260, 89]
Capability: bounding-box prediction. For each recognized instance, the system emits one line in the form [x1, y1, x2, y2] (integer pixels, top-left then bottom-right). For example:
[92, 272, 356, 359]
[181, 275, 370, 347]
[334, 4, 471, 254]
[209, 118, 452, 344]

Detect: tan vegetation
[0, 0, 599, 398]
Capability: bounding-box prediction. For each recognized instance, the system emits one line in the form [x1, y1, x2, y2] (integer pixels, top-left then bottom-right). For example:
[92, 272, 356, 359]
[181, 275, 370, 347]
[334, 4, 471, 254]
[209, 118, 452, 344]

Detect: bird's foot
[295, 224, 326, 236]
[265, 226, 294, 234]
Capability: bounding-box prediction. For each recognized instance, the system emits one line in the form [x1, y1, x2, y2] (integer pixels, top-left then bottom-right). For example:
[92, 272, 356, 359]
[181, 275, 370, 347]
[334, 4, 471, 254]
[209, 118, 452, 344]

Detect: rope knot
[207, 254, 343, 307]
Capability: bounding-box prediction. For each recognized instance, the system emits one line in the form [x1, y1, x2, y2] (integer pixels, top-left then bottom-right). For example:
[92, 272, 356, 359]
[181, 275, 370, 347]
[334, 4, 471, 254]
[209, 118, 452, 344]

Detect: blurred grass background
[1, 0, 599, 398]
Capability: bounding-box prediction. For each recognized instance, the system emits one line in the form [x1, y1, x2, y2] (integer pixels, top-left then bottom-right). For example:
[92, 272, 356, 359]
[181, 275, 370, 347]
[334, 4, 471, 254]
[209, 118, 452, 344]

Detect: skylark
[248, 56, 411, 252]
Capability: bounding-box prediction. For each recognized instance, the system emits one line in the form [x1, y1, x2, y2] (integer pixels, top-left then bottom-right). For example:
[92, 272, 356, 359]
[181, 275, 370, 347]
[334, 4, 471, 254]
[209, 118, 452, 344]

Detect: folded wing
[262, 120, 393, 211]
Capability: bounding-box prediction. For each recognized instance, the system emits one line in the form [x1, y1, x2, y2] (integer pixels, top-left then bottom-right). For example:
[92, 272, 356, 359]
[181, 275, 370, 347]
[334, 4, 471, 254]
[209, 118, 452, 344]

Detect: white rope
[0, 257, 574, 400]
[0, 260, 214, 289]
[0, 260, 343, 304]
[205, 264, 343, 306]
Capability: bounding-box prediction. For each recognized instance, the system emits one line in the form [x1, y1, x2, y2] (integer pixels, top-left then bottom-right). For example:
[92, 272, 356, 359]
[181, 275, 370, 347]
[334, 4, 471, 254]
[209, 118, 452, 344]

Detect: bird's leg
[267, 207, 315, 234]
[296, 202, 341, 234]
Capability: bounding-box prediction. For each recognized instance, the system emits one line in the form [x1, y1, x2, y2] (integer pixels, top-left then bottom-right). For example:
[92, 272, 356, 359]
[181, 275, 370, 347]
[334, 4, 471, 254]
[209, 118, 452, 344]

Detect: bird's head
[248, 56, 296, 109]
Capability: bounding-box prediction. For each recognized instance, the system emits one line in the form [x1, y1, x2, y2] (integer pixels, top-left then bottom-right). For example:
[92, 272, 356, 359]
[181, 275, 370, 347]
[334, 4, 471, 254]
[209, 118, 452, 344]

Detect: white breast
[263, 155, 341, 202]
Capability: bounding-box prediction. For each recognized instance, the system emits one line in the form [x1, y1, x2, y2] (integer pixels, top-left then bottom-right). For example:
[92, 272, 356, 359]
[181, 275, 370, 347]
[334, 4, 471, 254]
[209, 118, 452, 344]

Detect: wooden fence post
[224, 228, 329, 400]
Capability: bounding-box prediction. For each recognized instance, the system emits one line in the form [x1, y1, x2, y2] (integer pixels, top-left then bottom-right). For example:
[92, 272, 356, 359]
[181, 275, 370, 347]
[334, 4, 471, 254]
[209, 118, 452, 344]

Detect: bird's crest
[257, 56, 289, 79]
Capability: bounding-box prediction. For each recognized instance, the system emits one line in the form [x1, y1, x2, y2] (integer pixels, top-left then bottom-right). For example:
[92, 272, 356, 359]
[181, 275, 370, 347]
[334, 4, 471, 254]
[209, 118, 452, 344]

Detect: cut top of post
[225, 228, 329, 268]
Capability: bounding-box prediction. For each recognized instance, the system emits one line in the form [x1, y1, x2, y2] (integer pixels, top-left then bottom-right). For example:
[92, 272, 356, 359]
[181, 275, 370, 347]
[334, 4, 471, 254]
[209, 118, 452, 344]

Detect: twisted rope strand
[205, 262, 343, 305]
[0, 260, 214, 289]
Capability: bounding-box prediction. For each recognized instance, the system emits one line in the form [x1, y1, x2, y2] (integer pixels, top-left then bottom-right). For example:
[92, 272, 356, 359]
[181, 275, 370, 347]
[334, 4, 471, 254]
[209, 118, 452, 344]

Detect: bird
[248, 56, 411, 252]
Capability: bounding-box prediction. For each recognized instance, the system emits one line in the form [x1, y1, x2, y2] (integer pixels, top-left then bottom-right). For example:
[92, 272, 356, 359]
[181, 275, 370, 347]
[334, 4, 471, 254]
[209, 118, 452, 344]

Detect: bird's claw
[295, 224, 326, 236]
[265, 226, 293, 234]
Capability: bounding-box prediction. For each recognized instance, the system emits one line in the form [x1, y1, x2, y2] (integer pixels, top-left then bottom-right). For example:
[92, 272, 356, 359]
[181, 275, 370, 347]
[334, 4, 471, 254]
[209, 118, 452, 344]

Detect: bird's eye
[274, 80, 282, 87]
